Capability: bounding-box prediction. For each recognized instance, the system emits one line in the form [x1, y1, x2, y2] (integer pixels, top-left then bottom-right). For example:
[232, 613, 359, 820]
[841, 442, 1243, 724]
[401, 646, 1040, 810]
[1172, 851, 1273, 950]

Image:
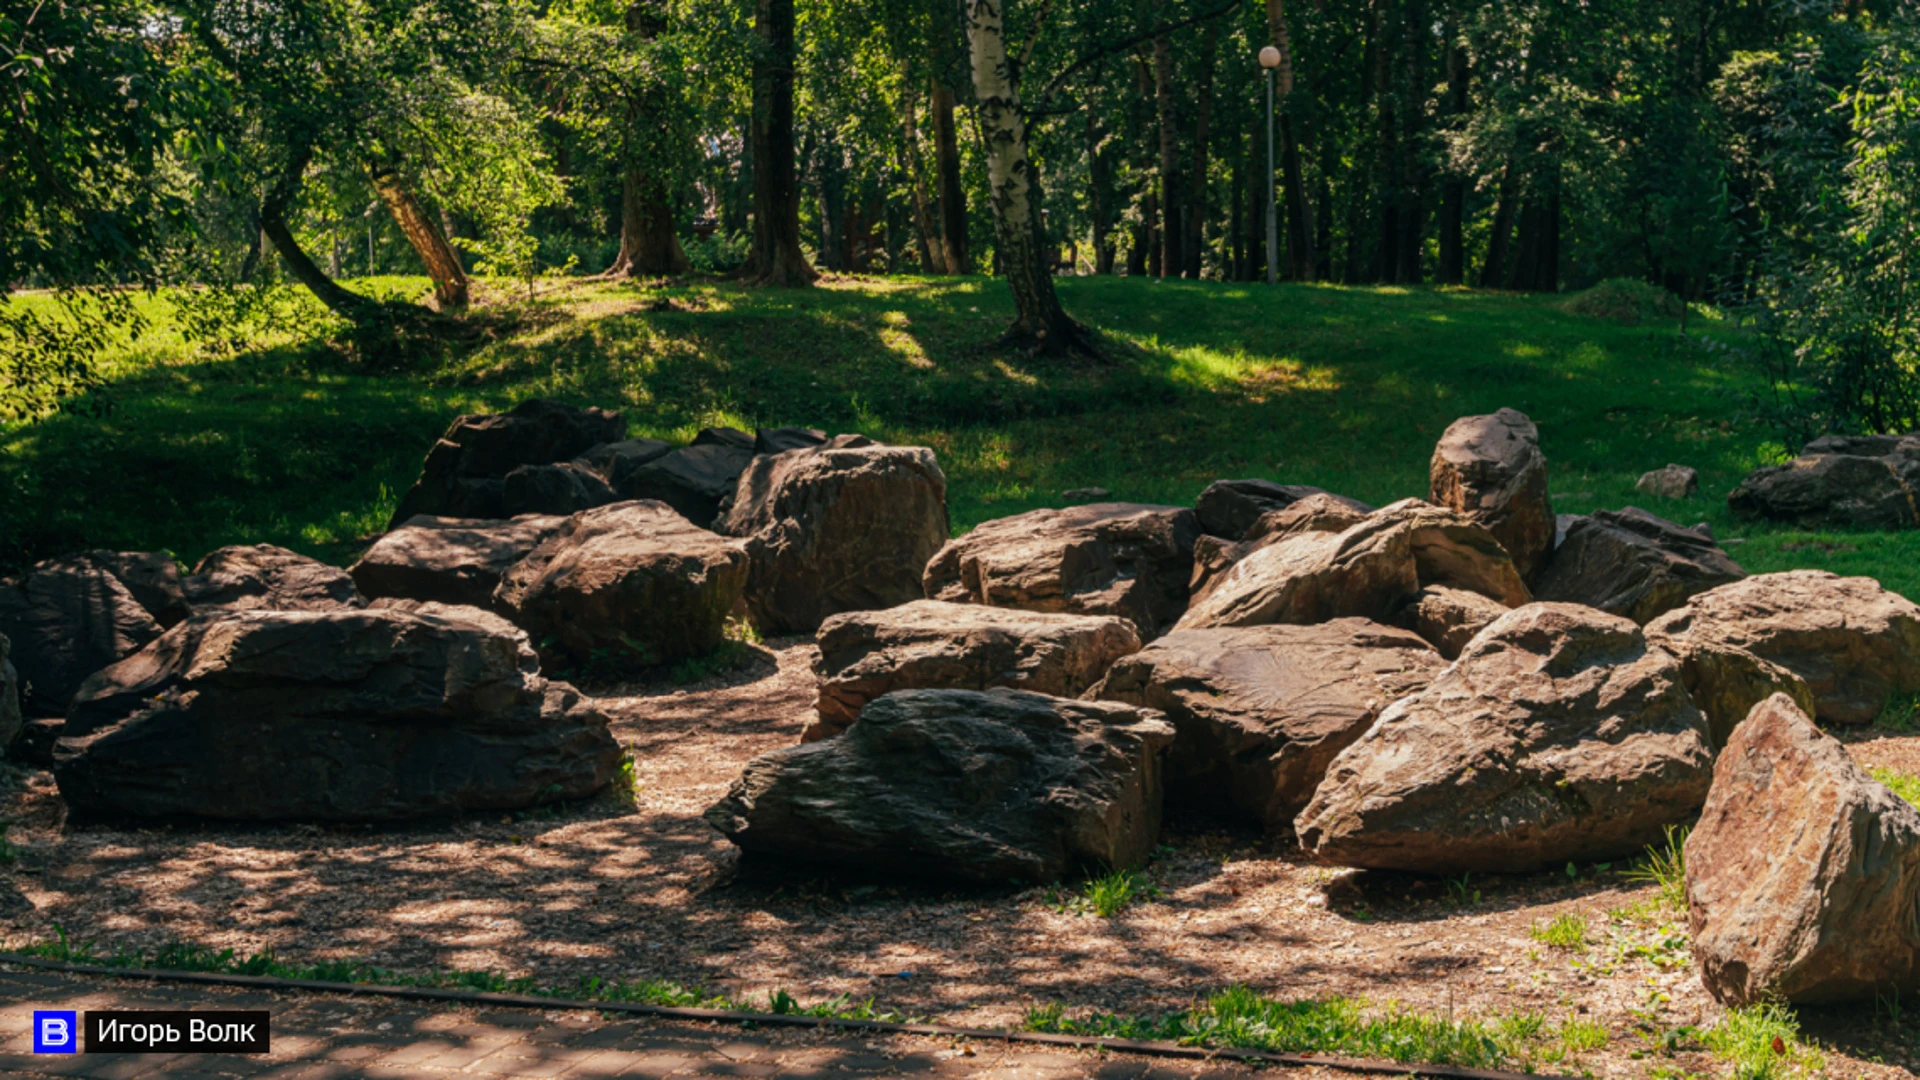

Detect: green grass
[1048, 868, 1158, 917]
[1626, 825, 1690, 914]
[1024, 988, 1609, 1070]
[1700, 1003, 1824, 1080]
[1872, 767, 1920, 806]
[1529, 911, 1590, 951]
[7, 274, 1920, 596]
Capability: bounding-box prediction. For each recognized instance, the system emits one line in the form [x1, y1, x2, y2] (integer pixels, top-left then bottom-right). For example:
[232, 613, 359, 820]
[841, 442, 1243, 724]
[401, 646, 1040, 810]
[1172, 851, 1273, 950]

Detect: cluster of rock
[1729, 431, 1920, 528]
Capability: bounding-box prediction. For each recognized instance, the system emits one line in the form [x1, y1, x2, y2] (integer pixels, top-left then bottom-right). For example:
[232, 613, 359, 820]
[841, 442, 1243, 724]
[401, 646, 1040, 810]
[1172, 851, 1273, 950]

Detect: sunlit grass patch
[1529, 911, 1590, 951]
[1701, 1003, 1823, 1080]
[1871, 767, 1920, 806]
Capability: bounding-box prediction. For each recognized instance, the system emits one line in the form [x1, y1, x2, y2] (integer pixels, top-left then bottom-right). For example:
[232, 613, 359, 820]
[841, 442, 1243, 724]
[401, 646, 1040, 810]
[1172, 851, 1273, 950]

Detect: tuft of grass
[1626, 825, 1689, 912]
[1700, 1003, 1823, 1080]
[612, 752, 640, 809]
[1049, 869, 1158, 918]
[1871, 767, 1920, 807]
[1875, 693, 1920, 733]
[1529, 912, 1589, 951]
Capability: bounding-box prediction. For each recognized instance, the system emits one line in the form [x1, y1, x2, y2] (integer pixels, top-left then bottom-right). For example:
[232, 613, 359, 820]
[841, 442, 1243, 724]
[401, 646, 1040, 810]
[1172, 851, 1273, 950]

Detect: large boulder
[754, 427, 828, 454]
[576, 438, 673, 493]
[1635, 464, 1699, 500]
[349, 515, 565, 610]
[1535, 507, 1745, 625]
[493, 500, 749, 668]
[1429, 408, 1555, 584]
[810, 601, 1140, 742]
[1687, 694, 1920, 1005]
[55, 607, 621, 821]
[717, 439, 949, 635]
[1089, 620, 1444, 831]
[1189, 494, 1371, 605]
[1728, 436, 1920, 529]
[1645, 571, 1920, 729]
[182, 544, 364, 613]
[389, 400, 627, 528]
[1393, 584, 1510, 660]
[500, 462, 617, 517]
[617, 444, 754, 528]
[692, 426, 755, 451]
[705, 688, 1174, 884]
[1194, 480, 1372, 541]
[80, 551, 191, 627]
[0, 556, 163, 718]
[924, 503, 1198, 638]
[1296, 603, 1714, 874]
[1373, 498, 1531, 606]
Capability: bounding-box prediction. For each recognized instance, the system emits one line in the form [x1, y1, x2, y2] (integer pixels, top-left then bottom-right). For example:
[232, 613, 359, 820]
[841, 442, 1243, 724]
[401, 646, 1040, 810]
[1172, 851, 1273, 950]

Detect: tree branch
[1030, 0, 1243, 110]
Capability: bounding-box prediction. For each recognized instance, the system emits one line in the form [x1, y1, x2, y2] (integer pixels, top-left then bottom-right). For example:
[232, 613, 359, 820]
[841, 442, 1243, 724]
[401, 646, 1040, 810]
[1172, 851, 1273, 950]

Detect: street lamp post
[1258, 46, 1282, 286]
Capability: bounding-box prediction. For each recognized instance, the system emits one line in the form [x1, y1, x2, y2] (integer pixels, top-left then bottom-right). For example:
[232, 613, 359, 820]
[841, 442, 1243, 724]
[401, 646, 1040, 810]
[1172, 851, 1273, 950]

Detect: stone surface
[1089, 620, 1444, 831]
[1636, 464, 1700, 500]
[182, 544, 365, 614]
[705, 688, 1174, 884]
[351, 514, 566, 610]
[718, 441, 949, 635]
[618, 444, 754, 528]
[1535, 507, 1745, 624]
[1194, 479, 1372, 541]
[82, 551, 191, 627]
[15, 716, 57, 767]
[1687, 693, 1920, 1005]
[493, 500, 749, 667]
[692, 426, 755, 451]
[1296, 603, 1714, 874]
[1372, 498, 1532, 607]
[754, 426, 828, 454]
[810, 600, 1141, 742]
[1429, 408, 1555, 583]
[1728, 438, 1920, 529]
[576, 438, 673, 492]
[55, 607, 621, 821]
[1174, 517, 1416, 631]
[924, 503, 1199, 638]
[500, 462, 617, 517]
[0, 556, 163, 718]
[1645, 570, 1920, 728]
[1189, 495, 1372, 605]
[1393, 584, 1511, 660]
[389, 400, 626, 528]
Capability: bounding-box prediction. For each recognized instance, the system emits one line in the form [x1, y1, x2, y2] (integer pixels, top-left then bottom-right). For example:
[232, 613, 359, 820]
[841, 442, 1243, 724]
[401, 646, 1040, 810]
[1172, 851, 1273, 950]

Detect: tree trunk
[263, 146, 378, 320]
[1153, 28, 1180, 279]
[1479, 161, 1517, 288]
[1087, 106, 1115, 274]
[902, 83, 944, 273]
[1182, 21, 1218, 278]
[1229, 129, 1246, 280]
[746, 0, 817, 285]
[930, 76, 970, 274]
[368, 160, 470, 309]
[1436, 16, 1468, 285]
[606, 168, 692, 278]
[1269, 0, 1315, 280]
[965, 0, 1088, 353]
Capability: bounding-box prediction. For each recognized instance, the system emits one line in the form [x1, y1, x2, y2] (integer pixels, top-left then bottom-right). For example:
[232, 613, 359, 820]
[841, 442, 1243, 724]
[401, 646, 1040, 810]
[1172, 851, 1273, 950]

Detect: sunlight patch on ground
[878, 310, 935, 370]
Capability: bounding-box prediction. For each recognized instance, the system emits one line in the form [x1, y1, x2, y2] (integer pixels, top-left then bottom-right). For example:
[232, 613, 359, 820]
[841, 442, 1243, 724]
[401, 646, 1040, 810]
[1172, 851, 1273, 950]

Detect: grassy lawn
[6, 273, 1916, 598]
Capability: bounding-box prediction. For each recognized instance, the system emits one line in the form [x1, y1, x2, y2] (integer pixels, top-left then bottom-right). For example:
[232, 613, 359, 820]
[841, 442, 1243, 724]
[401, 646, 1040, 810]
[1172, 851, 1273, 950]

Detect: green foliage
[1562, 279, 1685, 326]
[1877, 693, 1920, 733]
[1626, 825, 1690, 913]
[1529, 912, 1589, 951]
[685, 232, 750, 275]
[0, 290, 145, 421]
[1700, 1003, 1823, 1080]
[1050, 869, 1157, 917]
[1871, 767, 1920, 807]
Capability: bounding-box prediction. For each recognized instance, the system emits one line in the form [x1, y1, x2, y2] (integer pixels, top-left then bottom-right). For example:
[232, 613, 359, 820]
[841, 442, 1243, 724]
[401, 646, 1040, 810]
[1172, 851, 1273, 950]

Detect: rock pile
[1729, 432, 1920, 529]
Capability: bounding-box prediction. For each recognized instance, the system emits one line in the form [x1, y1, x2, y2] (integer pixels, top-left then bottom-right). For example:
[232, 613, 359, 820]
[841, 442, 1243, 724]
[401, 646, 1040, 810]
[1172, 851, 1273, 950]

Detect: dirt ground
[2, 639, 1915, 1079]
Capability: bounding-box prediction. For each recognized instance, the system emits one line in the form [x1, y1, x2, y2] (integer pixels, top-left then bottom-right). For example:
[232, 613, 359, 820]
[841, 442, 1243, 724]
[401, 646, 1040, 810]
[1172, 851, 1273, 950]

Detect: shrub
[1561, 278, 1685, 325]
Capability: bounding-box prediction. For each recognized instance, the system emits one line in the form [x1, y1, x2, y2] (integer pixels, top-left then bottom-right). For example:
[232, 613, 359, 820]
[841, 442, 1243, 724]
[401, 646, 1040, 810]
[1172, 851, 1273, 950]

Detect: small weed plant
[1871, 767, 1920, 807]
[1529, 912, 1589, 951]
[1626, 825, 1689, 912]
[1700, 1003, 1822, 1080]
[1049, 869, 1158, 918]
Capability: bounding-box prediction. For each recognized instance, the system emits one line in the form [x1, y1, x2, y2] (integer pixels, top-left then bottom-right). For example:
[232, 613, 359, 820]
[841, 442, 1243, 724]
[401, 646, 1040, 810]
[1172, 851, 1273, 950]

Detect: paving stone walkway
[0, 967, 1313, 1079]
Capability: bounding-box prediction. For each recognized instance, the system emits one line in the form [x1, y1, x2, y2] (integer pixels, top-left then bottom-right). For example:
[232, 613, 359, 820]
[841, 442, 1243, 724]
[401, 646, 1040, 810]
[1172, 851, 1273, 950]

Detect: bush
[1561, 278, 1686, 325]
[685, 231, 749, 275]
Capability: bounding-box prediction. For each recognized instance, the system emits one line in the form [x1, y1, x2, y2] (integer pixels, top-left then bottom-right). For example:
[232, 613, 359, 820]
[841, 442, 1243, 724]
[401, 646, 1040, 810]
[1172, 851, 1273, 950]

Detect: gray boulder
[500, 462, 617, 517]
[55, 607, 620, 821]
[349, 515, 565, 610]
[705, 688, 1174, 884]
[1297, 603, 1714, 874]
[1194, 479, 1372, 541]
[1429, 408, 1555, 583]
[1090, 620, 1444, 831]
[1535, 507, 1745, 624]
[576, 438, 673, 493]
[692, 426, 755, 451]
[754, 427, 828, 454]
[810, 600, 1141, 741]
[389, 400, 627, 528]
[718, 439, 948, 634]
[618, 443, 754, 527]
[924, 503, 1198, 638]
[182, 544, 364, 613]
[80, 551, 191, 627]
[1688, 693, 1920, 1005]
[0, 555, 163, 718]
[1728, 435, 1920, 529]
[494, 500, 749, 668]
[1635, 464, 1699, 500]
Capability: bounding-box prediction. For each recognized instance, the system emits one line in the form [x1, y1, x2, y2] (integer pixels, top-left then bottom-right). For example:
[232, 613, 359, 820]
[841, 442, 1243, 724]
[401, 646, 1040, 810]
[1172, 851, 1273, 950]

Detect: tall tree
[746, 0, 817, 284]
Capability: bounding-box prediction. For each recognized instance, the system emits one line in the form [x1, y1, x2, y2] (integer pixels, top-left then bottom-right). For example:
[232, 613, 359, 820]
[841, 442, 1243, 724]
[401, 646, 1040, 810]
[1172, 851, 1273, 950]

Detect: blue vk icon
[33, 1010, 77, 1053]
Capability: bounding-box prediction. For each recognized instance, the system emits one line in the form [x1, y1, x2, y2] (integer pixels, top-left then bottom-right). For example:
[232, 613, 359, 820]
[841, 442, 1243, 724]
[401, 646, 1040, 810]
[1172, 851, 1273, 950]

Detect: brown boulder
[618, 443, 754, 527]
[350, 515, 565, 610]
[56, 608, 620, 821]
[718, 440, 949, 634]
[1393, 585, 1510, 660]
[705, 688, 1174, 884]
[1635, 464, 1700, 500]
[692, 426, 755, 451]
[493, 500, 749, 668]
[810, 600, 1140, 741]
[1687, 694, 1920, 1005]
[1174, 518, 1416, 631]
[1189, 495, 1371, 604]
[0, 556, 163, 718]
[1194, 479, 1373, 541]
[80, 551, 191, 627]
[1372, 498, 1531, 606]
[924, 503, 1198, 638]
[182, 544, 364, 613]
[1535, 507, 1745, 624]
[1089, 619, 1444, 830]
[1296, 603, 1714, 874]
[1429, 408, 1555, 583]
[1645, 571, 1920, 728]
[389, 400, 627, 528]
[576, 438, 673, 492]
[500, 462, 617, 517]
